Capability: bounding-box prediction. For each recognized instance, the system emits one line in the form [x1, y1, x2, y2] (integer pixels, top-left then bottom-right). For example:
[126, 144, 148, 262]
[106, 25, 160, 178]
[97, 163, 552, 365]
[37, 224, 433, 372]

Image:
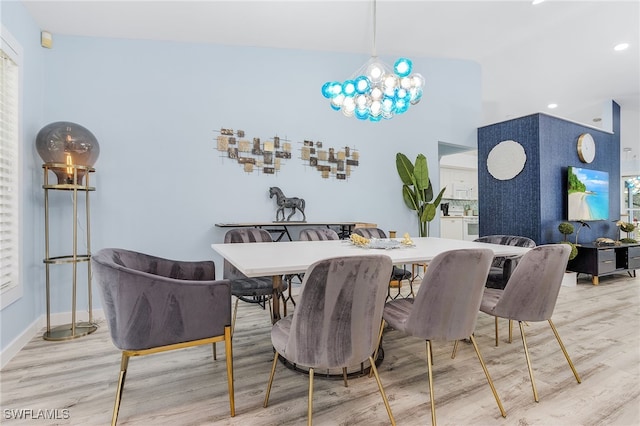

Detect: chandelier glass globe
[321, 56, 425, 122]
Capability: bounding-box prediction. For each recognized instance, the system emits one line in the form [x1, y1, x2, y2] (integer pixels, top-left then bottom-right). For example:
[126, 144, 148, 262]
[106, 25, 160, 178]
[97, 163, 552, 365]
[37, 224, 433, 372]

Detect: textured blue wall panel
[478, 105, 620, 245]
[478, 115, 541, 241]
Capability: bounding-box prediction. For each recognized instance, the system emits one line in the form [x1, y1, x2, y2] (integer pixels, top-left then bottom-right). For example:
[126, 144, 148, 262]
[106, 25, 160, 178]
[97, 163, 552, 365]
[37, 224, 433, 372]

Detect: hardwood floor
[2, 273, 639, 425]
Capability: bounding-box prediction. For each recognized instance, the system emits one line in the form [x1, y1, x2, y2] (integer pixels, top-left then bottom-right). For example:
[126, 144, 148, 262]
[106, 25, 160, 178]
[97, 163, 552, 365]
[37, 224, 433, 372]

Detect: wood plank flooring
[1, 273, 639, 425]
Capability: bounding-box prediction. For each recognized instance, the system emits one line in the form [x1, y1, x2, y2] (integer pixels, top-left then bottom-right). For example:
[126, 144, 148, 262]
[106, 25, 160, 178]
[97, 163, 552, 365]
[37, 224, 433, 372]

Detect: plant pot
[561, 271, 577, 287]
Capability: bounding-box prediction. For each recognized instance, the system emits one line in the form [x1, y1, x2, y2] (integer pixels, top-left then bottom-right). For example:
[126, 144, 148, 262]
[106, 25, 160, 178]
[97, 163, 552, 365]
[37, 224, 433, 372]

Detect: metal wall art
[214, 127, 359, 181]
[215, 127, 292, 174]
[300, 140, 359, 180]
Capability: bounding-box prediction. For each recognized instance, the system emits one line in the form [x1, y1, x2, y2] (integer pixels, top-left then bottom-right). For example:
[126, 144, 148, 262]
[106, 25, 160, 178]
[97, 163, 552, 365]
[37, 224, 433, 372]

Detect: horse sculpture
[269, 187, 306, 222]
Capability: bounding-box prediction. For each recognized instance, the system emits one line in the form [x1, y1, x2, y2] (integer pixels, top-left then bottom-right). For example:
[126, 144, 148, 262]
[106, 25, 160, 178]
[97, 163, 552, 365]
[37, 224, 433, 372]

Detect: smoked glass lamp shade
[36, 121, 99, 185]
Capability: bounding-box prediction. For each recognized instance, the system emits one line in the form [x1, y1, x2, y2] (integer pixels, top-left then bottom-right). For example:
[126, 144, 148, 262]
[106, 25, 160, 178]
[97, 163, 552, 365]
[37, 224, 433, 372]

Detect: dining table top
[211, 237, 532, 278]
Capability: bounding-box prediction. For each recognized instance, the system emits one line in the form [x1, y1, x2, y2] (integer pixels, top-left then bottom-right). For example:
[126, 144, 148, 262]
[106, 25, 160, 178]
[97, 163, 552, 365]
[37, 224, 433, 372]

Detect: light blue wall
[1, 1, 47, 351]
[1, 1, 481, 351]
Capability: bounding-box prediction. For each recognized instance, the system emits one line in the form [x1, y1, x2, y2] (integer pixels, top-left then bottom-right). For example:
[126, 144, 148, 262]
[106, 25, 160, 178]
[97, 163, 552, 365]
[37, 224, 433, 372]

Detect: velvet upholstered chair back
[352, 227, 387, 239]
[299, 227, 339, 241]
[281, 255, 393, 368]
[223, 228, 273, 280]
[474, 235, 536, 267]
[405, 249, 494, 341]
[490, 244, 571, 322]
[92, 248, 231, 351]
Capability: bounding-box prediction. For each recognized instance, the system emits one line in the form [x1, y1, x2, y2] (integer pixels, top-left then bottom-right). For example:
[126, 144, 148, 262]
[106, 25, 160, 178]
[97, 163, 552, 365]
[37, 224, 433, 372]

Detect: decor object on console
[557, 222, 578, 260]
[396, 152, 445, 237]
[269, 187, 306, 222]
[36, 121, 100, 185]
[616, 220, 637, 243]
[320, 0, 424, 121]
[575, 220, 591, 244]
[214, 127, 292, 174]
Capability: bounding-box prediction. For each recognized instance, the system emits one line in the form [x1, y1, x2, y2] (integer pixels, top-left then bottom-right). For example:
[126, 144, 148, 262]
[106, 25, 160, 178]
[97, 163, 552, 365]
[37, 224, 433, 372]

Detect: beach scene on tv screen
[568, 167, 609, 221]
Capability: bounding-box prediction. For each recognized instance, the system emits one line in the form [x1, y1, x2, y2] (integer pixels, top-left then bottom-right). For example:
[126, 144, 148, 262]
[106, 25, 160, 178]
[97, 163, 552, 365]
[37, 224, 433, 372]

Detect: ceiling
[20, 0, 640, 133]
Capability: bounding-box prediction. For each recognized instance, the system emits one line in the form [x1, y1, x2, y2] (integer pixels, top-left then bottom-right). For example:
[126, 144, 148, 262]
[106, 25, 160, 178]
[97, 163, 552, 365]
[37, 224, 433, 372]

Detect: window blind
[0, 29, 20, 301]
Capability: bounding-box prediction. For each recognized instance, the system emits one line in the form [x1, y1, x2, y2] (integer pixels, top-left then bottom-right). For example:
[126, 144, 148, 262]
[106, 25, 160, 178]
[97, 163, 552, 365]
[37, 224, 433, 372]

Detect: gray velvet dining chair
[352, 227, 413, 299]
[91, 248, 234, 426]
[380, 248, 505, 426]
[263, 254, 396, 426]
[282, 227, 341, 310]
[299, 227, 340, 241]
[479, 244, 581, 402]
[474, 235, 536, 289]
[223, 228, 288, 326]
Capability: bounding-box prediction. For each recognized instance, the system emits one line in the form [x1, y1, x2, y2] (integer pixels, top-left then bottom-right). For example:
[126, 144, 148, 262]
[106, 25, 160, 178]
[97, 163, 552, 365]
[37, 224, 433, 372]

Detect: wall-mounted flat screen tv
[567, 166, 609, 221]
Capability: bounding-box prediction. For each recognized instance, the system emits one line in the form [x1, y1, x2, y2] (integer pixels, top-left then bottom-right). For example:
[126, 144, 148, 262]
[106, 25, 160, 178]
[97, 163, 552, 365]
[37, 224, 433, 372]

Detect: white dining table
[211, 237, 532, 322]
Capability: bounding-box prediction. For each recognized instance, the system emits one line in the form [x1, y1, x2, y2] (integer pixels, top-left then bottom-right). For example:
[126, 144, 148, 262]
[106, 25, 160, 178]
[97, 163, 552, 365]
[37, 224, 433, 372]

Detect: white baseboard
[0, 309, 105, 370]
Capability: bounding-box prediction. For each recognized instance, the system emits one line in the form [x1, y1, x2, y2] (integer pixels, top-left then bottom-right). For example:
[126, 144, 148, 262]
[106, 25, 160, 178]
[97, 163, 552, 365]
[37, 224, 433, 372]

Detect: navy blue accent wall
[478, 104, 620, 245]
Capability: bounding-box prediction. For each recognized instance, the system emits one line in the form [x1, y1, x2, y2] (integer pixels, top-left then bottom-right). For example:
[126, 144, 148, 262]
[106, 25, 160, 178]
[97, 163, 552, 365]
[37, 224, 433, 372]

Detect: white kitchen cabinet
[440, 167, 478, 200]
[440, 217, 464, 240]
[440, 168, 454, 198]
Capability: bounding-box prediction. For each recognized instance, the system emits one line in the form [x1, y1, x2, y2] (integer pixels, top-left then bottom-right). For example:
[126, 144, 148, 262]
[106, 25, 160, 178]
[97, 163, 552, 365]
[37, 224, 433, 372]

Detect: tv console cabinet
[567, 242, 639, 285]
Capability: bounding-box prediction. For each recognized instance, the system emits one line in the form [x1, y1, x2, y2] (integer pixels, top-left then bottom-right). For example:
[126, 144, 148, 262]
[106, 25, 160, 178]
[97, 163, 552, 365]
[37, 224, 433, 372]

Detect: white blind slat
[0, 29, 20, 300]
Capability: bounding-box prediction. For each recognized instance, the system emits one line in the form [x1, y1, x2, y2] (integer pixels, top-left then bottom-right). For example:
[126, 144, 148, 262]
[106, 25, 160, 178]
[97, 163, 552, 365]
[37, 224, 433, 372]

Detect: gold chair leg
[342, 368, 348, 387]
[548, 319, 581, 384]
[518, 321, 539, 402]
[369, 320, 385, 378]
[368, 355, 396, 426]
[426, 341, 436, 426]
[495, 316, 499, 346]
[509, 319, 513, 343]
[231, 298, 240, 335]
[469, 334, 507, 418]
[451, 340, 459, 359]
[224, 326, 235, 417]
[308, 367, 314, 426]
[263, 351, 279, 408]
[112, 353, 130, 426]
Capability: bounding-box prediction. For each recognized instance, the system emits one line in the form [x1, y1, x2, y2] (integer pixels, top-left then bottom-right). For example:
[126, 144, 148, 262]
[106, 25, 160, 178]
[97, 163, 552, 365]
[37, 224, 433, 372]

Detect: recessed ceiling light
[547, 103, 558, 109]
[614, 43, 630, 51]
[532, 0, 545, 5]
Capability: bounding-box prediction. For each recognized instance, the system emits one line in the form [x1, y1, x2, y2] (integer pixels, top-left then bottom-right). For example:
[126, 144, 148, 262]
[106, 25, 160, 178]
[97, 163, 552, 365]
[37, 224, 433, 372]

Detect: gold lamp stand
[42, 163, 98, 341]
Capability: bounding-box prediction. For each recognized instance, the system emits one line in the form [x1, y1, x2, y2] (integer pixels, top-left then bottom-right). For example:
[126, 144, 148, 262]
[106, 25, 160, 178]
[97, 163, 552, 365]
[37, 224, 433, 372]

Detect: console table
[567, 242, 639, 285]
[215, 221, 364, 241]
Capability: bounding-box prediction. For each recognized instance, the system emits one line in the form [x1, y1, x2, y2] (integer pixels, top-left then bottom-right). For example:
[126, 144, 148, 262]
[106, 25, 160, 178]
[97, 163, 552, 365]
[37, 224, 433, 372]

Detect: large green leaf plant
[396, 152, 446, 237]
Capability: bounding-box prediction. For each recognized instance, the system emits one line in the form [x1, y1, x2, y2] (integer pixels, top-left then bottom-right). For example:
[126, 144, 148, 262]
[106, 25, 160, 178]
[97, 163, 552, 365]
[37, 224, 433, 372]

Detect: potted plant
[557, 222, 578, 287]
[616, 220, 638, 243]
[557, 221, 578, 260]
[396, 152, 446, 237]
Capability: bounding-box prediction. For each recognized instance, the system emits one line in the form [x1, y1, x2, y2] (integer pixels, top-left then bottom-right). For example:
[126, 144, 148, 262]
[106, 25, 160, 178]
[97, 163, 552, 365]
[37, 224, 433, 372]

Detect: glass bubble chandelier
[321, 0, 425, 122]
